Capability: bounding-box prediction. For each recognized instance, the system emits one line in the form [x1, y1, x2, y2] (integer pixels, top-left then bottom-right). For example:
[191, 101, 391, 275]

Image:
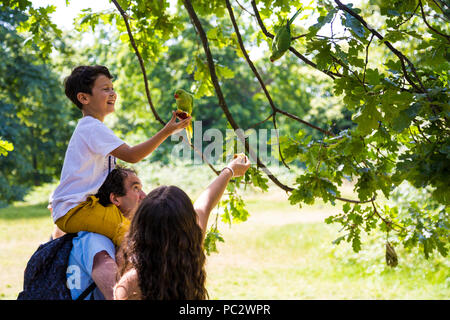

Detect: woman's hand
[228, 154, 251, 177]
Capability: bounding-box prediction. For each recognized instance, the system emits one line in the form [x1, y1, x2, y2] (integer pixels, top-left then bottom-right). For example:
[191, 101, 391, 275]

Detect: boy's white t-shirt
[51, 116, 125, 222]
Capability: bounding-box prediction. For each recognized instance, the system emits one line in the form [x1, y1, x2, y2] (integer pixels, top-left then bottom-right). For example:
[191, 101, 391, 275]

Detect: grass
[0, 163, 448, 300]
[204, 190, 449, 300]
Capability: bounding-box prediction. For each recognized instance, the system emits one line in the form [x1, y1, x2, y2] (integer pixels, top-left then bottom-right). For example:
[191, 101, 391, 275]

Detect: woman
[114, 155, 251, 299]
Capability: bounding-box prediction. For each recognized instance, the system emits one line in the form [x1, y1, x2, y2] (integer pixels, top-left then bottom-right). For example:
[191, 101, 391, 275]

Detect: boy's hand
[228, 154, 251, 177]
[164, 111, 192, 135]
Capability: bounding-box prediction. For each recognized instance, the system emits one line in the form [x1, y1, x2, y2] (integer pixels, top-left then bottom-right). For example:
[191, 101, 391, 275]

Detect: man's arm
[194, 156, 250, 236]
[111, 112, 191, 163]
[91, 250, 118, 300]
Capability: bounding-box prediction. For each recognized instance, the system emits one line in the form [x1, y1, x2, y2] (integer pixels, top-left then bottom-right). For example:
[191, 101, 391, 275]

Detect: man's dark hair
[64, 65, 113, 110]
[95, 165, 136, 206]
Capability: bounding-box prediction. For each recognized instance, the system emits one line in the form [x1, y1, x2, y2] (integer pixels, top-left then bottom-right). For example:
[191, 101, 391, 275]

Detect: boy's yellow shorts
[55, 195, 130, 246]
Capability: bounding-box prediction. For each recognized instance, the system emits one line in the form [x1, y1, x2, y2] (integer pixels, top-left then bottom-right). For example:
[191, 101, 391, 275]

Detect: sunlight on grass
[0, 164, 448, 300]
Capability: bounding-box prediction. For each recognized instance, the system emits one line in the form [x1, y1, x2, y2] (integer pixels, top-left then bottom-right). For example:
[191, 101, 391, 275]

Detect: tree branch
[185, 0, 388, 206]
[247, 111, 275, 129]
[395, 2, 420, 28]
[371, 199, 405, 233]
[226, 0, 334, 138]
[183, 0, 290, 191]
[275, 108, 335, 136]
[235, 0, 255, 17]
[272, 113, 291, 170]
[111, 0, 165, 126]
[250, 0, 342, 79]
[112, 0, 220, 175]
[419, 0, 450, 42]
[362, 34, 375, 87]
[334, 0, 426, 94]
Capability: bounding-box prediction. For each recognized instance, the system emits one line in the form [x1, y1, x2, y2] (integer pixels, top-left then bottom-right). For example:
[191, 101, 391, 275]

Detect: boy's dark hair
[95, 165, 137, 206]
[64, 65, 113, 110]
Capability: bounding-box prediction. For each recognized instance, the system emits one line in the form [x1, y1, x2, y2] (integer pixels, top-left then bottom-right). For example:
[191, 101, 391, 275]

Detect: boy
[51, 65, 191, 246]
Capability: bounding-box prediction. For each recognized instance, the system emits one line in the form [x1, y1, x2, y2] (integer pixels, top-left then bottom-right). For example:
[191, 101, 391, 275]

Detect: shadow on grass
[0, 202, 50, 220]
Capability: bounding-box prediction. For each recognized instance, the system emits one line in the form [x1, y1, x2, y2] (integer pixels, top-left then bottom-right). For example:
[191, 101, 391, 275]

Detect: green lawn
[205, 191, 449, 299]
[0, 165, 448, 300]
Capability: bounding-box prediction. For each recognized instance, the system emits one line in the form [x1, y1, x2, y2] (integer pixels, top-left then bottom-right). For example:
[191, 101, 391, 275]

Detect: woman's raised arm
[193, 155, 250, 235]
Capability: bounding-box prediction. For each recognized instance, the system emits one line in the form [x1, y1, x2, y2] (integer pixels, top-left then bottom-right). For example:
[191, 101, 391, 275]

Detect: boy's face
[79, 74, 117, 118]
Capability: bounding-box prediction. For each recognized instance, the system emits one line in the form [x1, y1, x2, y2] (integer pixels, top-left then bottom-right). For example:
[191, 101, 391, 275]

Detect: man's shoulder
[75, 231, 114, 246]
[71, 232, 116, 268]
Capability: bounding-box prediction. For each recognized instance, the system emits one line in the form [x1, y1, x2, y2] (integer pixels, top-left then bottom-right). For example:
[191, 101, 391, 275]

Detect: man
[66, 166, 146, 300]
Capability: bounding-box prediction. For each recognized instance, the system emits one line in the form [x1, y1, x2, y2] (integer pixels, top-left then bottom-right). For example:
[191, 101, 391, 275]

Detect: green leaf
[308, 8, 337, 37]
[391, 102, 421, 132]
[204, 227, 225, 255]
[343, 202, 351, 213]
[353, 103, 382, 136]
[343, 12, 366, 38]
[0, 139, 14, 157]
[221, 193, 249, 224]
[247, 167, 269, 192]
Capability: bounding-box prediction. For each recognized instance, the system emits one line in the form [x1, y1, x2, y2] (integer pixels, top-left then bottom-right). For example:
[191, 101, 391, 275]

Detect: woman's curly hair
[119, 185, 208, 300]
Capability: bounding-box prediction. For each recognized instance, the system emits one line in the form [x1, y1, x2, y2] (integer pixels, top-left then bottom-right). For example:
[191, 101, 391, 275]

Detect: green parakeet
[270, 7, 302, 62]
[174, 88, 193, 142]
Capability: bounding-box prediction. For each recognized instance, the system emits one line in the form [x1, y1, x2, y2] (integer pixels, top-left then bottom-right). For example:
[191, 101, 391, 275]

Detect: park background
[0, 0, 449, 299]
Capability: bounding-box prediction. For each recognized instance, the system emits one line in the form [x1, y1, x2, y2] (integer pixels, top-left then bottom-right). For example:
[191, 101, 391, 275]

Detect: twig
[331, 55, 366, 90]
[248, 112, 275, 129]
[111, 0, 165, 126]
[235, 0, 255, 17]
[413, 119, 432, 143]
[291, 33, 308, 40]
[408, 127, 419, 144]
[334, 0, 427, 94]
[362, 34, 375, 86]
[226, 0, 333, 160]
[272, 113, 290, 169]
[275, 108, 335, 136]
[180, 134, 221, 175]
[250, 0, 342, 79]
[371, 200, 405, 232]
[419, 0, 450, 42]
[395, 2, 420, 29]
[336, 195, 376, 204]
[433, 0, 448, 11]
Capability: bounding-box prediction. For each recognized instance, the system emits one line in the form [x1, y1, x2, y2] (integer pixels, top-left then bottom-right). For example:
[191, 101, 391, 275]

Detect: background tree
[0, 0, 448, 263]
[0, 5, 75, 206]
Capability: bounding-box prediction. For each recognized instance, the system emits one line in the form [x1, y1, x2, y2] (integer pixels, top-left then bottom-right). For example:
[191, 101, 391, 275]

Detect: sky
[30, 0, 268, 59]
[29, 0, 355, 61]
[31, 0, 116, 30]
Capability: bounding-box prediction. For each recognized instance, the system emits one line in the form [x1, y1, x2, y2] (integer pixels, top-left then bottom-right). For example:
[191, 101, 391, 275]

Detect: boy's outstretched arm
[111, 111, 191, 163]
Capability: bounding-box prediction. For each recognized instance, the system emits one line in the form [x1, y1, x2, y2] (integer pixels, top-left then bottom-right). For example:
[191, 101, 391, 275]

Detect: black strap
[108, 155, 117, 174]
[76, 282, 97, 300]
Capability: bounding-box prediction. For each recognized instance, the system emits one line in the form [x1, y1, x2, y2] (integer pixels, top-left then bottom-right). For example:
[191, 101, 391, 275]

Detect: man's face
[114, 172, 146, 219]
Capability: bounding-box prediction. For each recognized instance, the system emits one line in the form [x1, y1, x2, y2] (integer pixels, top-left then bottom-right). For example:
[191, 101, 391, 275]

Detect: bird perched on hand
[174, 88, 193, 142]
[270, 7, 302, 62]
